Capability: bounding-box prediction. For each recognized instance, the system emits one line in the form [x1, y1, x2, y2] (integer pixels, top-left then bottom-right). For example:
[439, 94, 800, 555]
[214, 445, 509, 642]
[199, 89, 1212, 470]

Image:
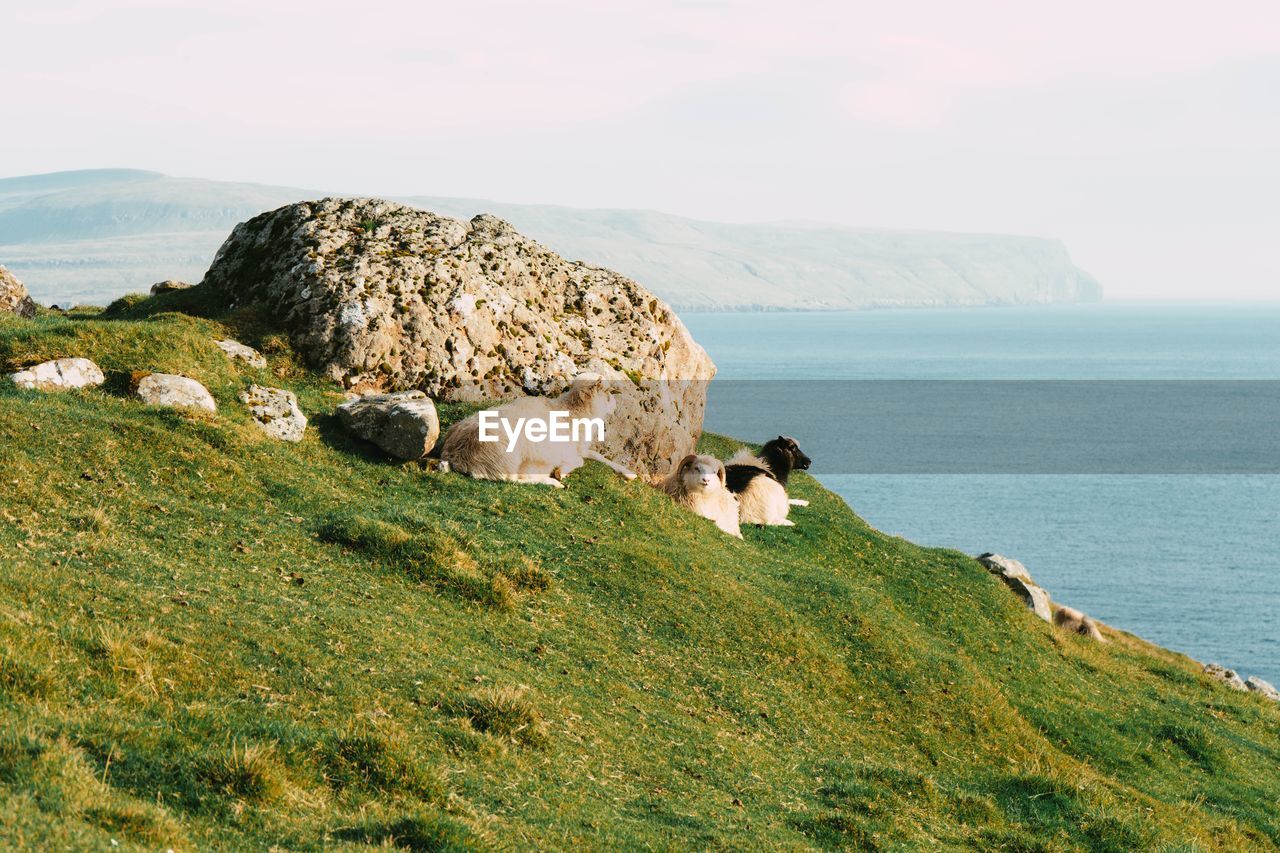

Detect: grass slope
[1, 296, 1278, 850]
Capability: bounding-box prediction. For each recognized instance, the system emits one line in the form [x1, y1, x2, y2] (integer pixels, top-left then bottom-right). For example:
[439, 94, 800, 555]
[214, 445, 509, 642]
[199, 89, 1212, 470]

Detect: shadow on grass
[985, 773, 1155, 851]
[310, 411, 394, 465]
[331, 812, 479, 851]
[316, 510, 552, 610]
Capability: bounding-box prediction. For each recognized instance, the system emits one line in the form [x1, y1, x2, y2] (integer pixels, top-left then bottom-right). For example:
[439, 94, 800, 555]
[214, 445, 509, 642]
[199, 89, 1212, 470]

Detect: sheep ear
[717, 463, 727, 486]
[776, 435, 786, 443]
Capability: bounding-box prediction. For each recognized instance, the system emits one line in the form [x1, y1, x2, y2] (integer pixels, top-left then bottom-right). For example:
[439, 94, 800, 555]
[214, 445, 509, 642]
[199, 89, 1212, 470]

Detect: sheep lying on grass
[661, 454, 742, 538]
[1054, 605, 1106, 642]
[439, 373, 636, 487]
[723, 436, 812, 526]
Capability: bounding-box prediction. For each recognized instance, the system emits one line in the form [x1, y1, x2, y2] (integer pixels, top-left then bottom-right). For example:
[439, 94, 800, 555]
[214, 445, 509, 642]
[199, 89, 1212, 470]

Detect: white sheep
[660, 454, 742, 538]
[439, 373, 636, 487]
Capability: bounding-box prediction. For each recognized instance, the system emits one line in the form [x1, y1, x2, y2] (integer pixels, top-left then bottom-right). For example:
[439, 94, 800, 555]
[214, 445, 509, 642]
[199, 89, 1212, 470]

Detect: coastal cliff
[2, 170, 1099, 311]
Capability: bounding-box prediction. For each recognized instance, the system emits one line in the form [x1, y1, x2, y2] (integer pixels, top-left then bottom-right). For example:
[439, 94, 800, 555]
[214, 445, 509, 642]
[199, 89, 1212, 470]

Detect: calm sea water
[685, 303, 1280, 686]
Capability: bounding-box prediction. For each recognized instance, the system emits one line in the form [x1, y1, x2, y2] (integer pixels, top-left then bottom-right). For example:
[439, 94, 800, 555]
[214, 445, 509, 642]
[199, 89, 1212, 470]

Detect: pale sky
[4, 0, 1279, 299]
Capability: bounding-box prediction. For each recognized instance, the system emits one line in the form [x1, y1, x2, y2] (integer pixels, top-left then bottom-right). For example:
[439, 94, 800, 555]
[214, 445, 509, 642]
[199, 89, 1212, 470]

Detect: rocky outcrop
[135, 373, 216, 413]
[241, 385, 306, 441]
[1245, 676, 1280, 701]
[201, 198, 715, 479]
[1203, 664, 1279, 700]
[1, 266, 37, 318]
[10, 358, 105, 391]
[216, 339, 266, 368]
[337, 391, 439, 460]
[1204, 664, 1248, 691]
[978, 552, 1052, 622]
[150, 279, 192, 295]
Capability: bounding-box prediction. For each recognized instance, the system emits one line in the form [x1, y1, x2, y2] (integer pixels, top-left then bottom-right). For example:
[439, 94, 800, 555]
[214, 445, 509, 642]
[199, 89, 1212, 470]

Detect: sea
[684, 303, 1280, 686]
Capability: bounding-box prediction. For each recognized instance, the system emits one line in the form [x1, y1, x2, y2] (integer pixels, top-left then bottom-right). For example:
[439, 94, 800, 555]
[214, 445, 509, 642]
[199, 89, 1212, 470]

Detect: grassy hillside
[1, 296, 1277, 850]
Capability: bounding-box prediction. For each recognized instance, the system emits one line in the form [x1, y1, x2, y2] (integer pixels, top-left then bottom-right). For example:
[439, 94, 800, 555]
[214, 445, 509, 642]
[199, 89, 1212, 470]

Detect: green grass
[2, 296, 1280, 849]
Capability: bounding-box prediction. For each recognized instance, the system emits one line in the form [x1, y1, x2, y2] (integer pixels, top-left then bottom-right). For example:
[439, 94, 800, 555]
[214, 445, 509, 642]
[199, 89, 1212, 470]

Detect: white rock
[337, 391, 439, 460]
[216, 339, 267, 368]
[1003, 576, 1053, 622]
[150, 279, 192, 295]
[240, 384, 306, 441]
[977, 552, 1033, 582]
[1244, 676, 1280, 701]
[135, 373, 216, 413]
[977, 552, 1051, 621]
[10, 357, 105, 391]
[1204, 663, 1248, 691]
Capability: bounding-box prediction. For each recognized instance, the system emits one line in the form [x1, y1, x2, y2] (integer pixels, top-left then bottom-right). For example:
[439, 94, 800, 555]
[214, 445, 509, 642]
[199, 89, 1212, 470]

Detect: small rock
[1002, 575, 1053, 622]
[1, 265, 37, 318]
[1203, 663, 1248, 691]
[150, 279, 192, 295]
[10, 357, 105, 391]
[135, 373, 216, 413]
[1244, 676, 1280, 701]
[216, 339, 267, 368]
[977, 552, 1050, 622]
[337, 391, 439, 460]
[240, 384, 306, 441]
[977, 552, 1033, 582]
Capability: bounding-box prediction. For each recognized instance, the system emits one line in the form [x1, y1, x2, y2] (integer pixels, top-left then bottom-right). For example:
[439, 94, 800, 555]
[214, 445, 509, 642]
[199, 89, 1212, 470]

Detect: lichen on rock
[337, 390, 439, 460]
[150, 279, 193, 295]
[217, 339, 267, 368]
[135, 373, 217, 413]
[10, 357, 105, 391]
[241, 384, 307, 442]
[1, 266, 37, 319]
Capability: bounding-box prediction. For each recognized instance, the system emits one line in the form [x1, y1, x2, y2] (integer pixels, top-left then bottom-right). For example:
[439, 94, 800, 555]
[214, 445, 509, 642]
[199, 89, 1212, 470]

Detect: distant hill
[0, 170, 1101, 310]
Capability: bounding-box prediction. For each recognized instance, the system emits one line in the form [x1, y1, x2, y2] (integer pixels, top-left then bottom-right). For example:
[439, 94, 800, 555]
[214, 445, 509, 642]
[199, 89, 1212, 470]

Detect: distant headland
[0, 169, 1100, 311]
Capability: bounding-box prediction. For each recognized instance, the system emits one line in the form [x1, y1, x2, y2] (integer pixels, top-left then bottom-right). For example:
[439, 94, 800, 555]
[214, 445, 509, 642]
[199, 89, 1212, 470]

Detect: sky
[3, 0, 1279, 300]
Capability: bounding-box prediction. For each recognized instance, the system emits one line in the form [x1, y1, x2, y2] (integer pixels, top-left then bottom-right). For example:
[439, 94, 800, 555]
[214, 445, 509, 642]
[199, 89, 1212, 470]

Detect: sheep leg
[584, 450, 638, 480]
[788, 498, 809, 506]
[507, 474, 565, 488]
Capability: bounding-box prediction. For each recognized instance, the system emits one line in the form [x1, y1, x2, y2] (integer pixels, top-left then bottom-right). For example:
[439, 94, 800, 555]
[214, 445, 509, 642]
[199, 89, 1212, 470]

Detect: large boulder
[200, 198, 715, 479]
[135, 373, 217, 413]
[1, 266, 37, 318]
[10, 357, 105, 391]
[337, 391, 439, 460]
